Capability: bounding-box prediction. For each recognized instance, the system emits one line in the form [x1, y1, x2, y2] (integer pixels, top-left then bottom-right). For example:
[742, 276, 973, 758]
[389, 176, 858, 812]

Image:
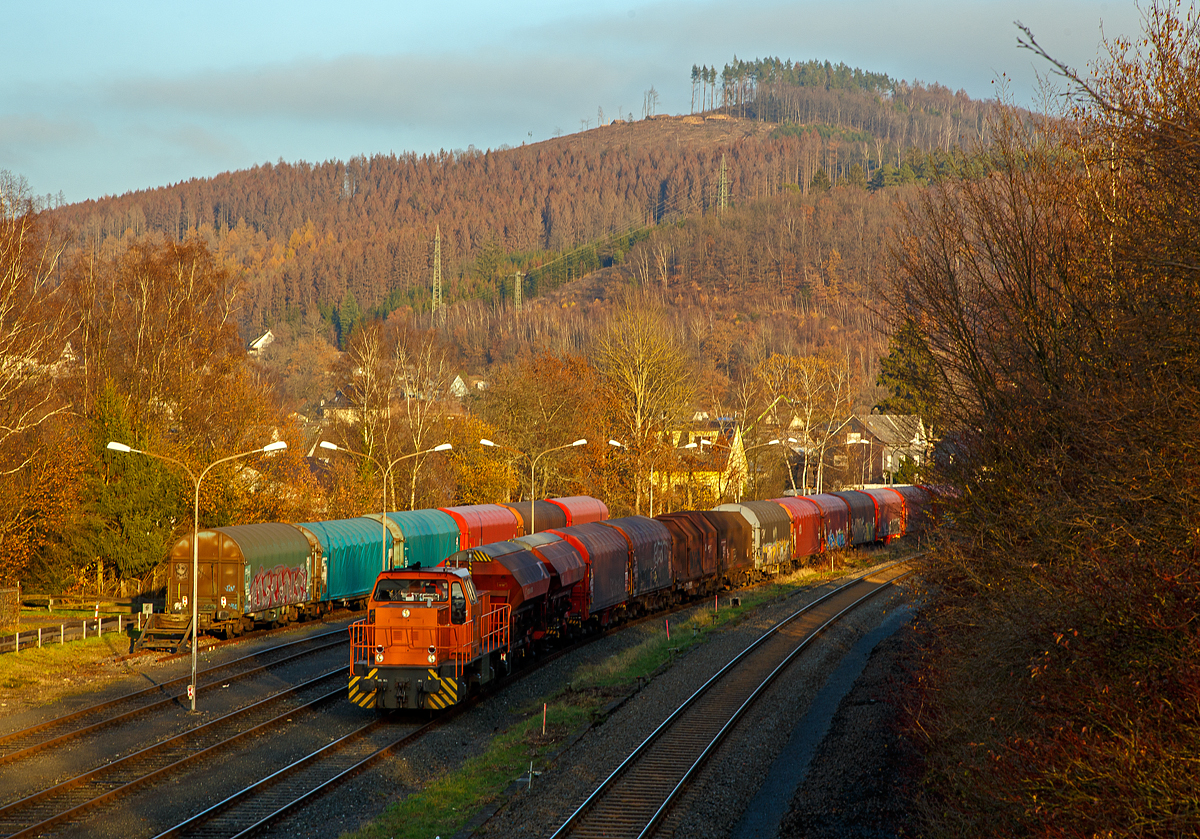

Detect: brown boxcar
[701, 510, 754, 584]
[656, 511, 720, 587]
[713, 501, 793, 572]
[499, 500, 568, 535]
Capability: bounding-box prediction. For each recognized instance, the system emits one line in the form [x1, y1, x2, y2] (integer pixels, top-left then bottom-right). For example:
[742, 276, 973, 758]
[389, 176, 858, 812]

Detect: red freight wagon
[440, 504, 522, 548]
[891, 485, 932, 536]
[548, 495, 610, 526]
[807, 494, 852, 551]
[513, 531, 589, 623]
[860, 488, 906, 543]
[445, 541, 550, 615]
[770, 496, 824, 560]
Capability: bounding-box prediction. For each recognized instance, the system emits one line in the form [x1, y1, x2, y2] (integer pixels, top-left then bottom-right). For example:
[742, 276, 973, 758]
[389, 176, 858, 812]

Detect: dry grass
[0, 629, 143, 713]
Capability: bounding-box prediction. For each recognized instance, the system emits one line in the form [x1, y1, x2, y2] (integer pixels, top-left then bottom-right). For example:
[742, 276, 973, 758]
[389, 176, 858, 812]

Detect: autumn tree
[477, 353, 605, 500]
[0, 174, 76, 583]
[594, 296, 696, 514]
[894, 6, 1200, 836]
[53, 237, 298, 587]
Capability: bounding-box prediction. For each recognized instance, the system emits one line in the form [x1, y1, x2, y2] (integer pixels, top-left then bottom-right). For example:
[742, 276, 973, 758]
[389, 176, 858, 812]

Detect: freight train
[347, 486, 931, 711]
[160, 497, 609, 640]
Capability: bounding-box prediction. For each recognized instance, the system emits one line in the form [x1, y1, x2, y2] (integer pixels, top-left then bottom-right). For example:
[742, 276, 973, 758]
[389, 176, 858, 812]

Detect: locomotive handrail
[349, 604, 510, 680]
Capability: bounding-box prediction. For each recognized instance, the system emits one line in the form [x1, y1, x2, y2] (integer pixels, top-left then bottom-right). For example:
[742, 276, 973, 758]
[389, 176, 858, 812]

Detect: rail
[550, 561, 913, 839]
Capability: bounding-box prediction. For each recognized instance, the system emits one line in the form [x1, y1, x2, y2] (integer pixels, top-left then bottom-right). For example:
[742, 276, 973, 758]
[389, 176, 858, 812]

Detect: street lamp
[480, 438, 586, 534]
[106, 438, 288, 712]
[319, 441, 453, 569]
[851, 438, 871, 487]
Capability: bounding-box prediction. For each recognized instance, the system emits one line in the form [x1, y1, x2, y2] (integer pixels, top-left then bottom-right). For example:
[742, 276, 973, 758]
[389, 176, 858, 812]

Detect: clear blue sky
[2, 0, 1140, 203]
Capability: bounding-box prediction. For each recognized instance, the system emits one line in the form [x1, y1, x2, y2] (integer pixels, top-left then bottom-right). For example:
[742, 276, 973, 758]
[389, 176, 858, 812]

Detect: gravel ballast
[261, 566, 922, 839]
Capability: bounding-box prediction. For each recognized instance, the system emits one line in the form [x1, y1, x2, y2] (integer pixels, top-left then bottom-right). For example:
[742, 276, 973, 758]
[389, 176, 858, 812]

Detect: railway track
[148, 713, 437, 839]
[0, 669, 349, 838]
[131, 599, 694, 838]
[0, 628, 347, 767]
[549, 561, 913, 839]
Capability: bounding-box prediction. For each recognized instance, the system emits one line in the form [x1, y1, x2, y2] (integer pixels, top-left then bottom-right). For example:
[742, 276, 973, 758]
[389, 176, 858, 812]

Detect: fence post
[38, 627, 42, 648]
[60, 624, 64, 644]
[14, 630, 17, 654]
[118, 614, 122, 634]
[82, 619, 86, 640]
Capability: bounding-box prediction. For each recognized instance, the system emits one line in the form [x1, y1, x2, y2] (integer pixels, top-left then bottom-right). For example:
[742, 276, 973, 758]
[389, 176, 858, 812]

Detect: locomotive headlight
[428, 653, 437, 663]
[375, 652, 385, 663]
[402, 608, 410, 618]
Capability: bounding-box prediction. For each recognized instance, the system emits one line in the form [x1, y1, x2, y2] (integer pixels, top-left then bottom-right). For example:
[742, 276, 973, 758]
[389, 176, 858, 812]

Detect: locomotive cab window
[451, 582, 467, 624]
[374, 578, 449, 605]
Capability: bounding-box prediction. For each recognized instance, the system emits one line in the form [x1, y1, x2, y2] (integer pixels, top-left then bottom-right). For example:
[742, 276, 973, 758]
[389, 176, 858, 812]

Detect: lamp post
[851, 438, 871, 488]
[106, 439, 288, 712]
[480, 438, 586, 534]
[319, 441, 452, 569]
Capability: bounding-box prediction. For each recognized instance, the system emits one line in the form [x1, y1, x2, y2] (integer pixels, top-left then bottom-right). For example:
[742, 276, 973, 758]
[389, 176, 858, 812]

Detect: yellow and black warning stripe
[348, 668, 378, 708]
[422, 669, 459, 710]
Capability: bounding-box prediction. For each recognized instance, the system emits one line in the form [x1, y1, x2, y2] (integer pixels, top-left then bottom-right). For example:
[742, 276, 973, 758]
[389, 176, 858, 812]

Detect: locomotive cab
[348, 566, 510, 710]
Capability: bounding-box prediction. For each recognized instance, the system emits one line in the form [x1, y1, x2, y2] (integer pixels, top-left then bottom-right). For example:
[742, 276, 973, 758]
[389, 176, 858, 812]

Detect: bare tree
[0, 172, 70, 473]
[341, 319, 454, 510]
[594, 295, 695, 513]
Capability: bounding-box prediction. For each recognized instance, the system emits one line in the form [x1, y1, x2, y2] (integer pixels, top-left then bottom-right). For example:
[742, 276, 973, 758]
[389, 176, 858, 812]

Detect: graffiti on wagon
[248, 564, 309, 612]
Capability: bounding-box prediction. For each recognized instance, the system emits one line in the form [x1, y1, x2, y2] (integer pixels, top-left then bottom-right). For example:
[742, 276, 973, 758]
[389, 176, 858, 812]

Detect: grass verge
[0, 630, 142, 712]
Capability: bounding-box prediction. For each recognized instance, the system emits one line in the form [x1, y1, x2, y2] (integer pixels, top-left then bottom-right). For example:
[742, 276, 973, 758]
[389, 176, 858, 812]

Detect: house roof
[860, 414, 925, 447]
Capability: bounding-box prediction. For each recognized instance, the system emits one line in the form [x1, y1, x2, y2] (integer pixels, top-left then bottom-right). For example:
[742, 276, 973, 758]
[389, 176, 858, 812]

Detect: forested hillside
[50, 65, 1005, 351]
